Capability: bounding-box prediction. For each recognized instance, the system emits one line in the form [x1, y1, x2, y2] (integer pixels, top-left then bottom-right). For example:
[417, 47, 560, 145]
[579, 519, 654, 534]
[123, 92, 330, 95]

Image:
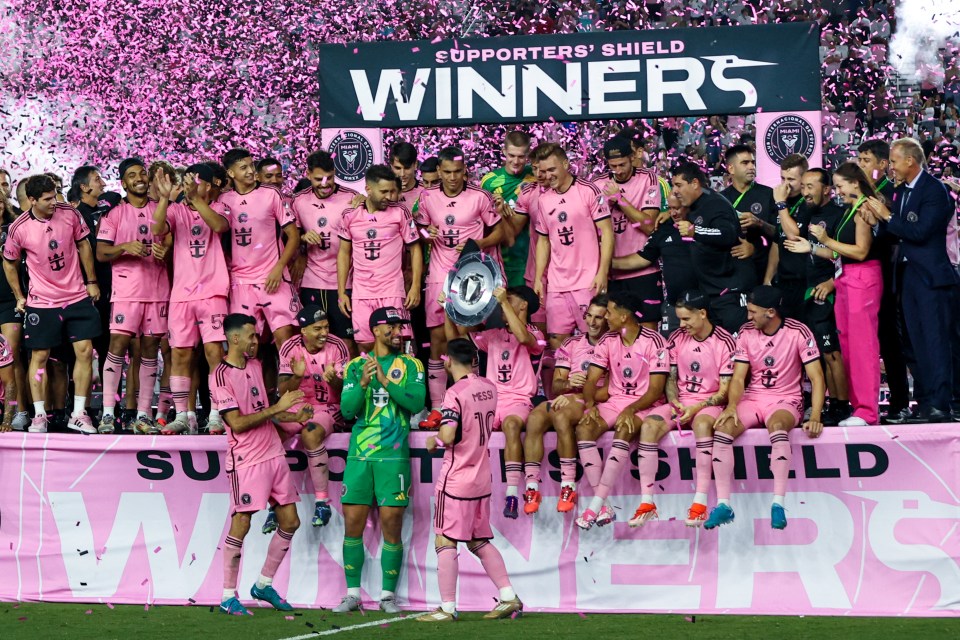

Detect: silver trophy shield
[443, 250, 504, 326]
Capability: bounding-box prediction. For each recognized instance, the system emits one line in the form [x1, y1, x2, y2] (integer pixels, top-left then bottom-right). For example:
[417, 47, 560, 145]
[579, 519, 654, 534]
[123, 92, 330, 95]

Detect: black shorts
[24, 297, 101, 350]
[709, 292, 747, 335]
[803, 294, 840, 354]
[608, 273, 662, 324]
[775, 278, 806, 320]
[299, 288, 355, 340]
[0, 300, 22, 326]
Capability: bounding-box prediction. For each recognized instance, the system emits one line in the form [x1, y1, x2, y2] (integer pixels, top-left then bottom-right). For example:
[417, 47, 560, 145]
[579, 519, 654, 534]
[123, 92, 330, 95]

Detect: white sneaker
[28, 415, 48, 433]
[12, 411, 30, 431]
[839, 416, 869, 426]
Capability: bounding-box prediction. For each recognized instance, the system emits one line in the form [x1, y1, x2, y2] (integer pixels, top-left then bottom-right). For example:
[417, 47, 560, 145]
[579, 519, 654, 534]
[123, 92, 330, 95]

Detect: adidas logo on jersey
[446, 202, 456, 208]
[766, 341, 774, 347]
[664, 236, 673, 243]
[558, 198, 566, 204]
[693, 346, 701, 352]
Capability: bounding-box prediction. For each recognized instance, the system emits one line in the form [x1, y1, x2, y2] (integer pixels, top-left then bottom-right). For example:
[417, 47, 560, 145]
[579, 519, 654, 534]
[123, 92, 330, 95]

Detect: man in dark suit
[864, 138, 960, 423]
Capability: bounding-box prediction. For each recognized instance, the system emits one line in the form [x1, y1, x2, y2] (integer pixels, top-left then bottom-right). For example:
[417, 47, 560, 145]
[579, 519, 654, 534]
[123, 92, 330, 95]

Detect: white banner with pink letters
[2, 427, 959, 615]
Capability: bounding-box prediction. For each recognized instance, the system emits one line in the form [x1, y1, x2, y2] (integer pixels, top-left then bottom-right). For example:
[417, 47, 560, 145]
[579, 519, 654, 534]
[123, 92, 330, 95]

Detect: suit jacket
[886, 171, 960, 289]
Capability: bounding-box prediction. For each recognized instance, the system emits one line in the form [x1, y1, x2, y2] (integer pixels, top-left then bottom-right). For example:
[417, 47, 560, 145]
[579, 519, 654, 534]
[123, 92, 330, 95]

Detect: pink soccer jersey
[534, 178, 609, 292]
[590, 329, 670, 399]
[219, 185, 296, 285]
[338, 201, 419, 300]
[735, 319, 821, 399]
[515, 182, 546, 287]
[416, 185, 502, 284]
[555, 333, 603, 388]
[437, 373, 498, 499]
[3, 205, 90, 308]
[291, 186, 359, 290]
[595, 169, 662, 280]
[165, 201, 230, 302]
[398, 184, 424, 214]
[212, 359, 285, 472]
[97, 200, 170, 302]
[668, 326, 736, 403]
[471, 325, 545, 400]
[278, 334, 350, 405]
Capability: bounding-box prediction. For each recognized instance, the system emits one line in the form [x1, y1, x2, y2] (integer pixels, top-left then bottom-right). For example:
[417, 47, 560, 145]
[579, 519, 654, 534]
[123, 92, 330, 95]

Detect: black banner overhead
[318, 23, 822, 129]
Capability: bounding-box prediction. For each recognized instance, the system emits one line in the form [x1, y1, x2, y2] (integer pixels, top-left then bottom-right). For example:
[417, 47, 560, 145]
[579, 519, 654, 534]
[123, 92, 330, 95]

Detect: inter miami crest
[764, 356, 775, 367]
[764, 114, 816, 164]
[445, 214, 456, 225]
[328, 130, 375, 182]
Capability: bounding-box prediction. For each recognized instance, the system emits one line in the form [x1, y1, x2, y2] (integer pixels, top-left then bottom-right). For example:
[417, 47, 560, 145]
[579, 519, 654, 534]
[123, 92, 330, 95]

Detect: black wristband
[775, 201, 788, 210]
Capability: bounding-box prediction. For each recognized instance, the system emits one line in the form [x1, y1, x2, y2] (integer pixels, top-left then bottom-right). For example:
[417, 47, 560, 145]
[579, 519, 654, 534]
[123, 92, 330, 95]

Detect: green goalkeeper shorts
[341, 458, 411, 507]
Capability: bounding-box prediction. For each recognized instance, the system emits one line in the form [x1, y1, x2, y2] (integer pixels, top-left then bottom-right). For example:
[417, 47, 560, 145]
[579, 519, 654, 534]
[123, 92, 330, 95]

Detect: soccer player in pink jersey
[220, 148, 301, 361]
[705, 286, 825, 531]
[574, 292, 672, 530]
[3, 175, 101, 434]
[419, 338, 523, 622]
[96, 158, 172, 435]
[443, 285, 544, 519]
[213, 313, 312, 616]
[418, 146, 505, 410]
[522, 295, 608, 515]
[291, 151, 360, 351]
[267, 306, 349, 531]
[595, 137, 663, 330]
[151, 165, 231, 434]
[256, 157, 285, 189]
[641, 291, 736, 527]
[337, 165, 423, 351]
[534, 143, 614, 354]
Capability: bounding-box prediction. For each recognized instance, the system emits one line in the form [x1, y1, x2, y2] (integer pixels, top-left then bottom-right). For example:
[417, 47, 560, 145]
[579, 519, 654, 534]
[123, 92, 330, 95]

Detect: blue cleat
[313, 500, 332, 527]
[262, 508, 278, 534]
[703, 503, 735, 530]
[251, 583, 293, 611]
[771, 504, 788, 530]
[219, 596, 251, 615]
[503, 495, 519, 519]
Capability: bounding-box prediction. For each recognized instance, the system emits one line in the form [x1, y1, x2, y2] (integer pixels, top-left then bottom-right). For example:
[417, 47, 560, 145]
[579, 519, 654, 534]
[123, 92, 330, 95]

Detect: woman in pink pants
[806, 163, 884, 426]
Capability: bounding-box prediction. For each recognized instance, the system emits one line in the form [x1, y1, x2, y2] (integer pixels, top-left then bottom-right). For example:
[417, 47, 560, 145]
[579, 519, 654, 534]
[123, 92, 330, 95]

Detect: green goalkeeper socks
[343, 536, 365, 589]
[381, 541, 404, 593]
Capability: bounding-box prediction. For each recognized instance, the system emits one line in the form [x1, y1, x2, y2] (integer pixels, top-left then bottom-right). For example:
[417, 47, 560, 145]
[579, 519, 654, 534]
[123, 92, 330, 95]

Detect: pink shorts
[434, 491, 493, 542]
[494, 396, 534, 430]
[689, 404, 724, 421]
[736, 396, 803, 429]
[351, 297, 412, 344]
[168, 297, 228, 348]
[110, 301, 168, 337]
[545, 288, 593, 336]
[425, 281, 446, 328]
[228, 455, 299, 514]
[278, 403, 341, 439]
[229, 282, 300, 336]
[597, 395, 673, 428]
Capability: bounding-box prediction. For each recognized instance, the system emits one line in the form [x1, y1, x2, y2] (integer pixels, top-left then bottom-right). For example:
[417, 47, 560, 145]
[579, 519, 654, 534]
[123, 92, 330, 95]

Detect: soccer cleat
[596, 505, 617, 527]
[379, 595, 402, 613]
[250, 583, 293, 611]
[133, 416, 159, 435]
[417, 607, 458, 622]
[575, 508, 598, 530]
[206, 414, 225, 435]
[685, 503, 707, 527]
[522, 489, 541, 515]
[557, 485, 577, 513]
[219, 596, 251, 616]
[160, 417, 190, 435]
[262, 508, 278, 534]
[120, 409, 137, 432]
[28, 415, 48, 433]
[418, 409, 443, 430]
[703, 503, 736, 530]
[188, 413, 199, 434]
[68, 412, 97, 435]
[98, 414, 116, 434]
[628, 503, 658, 528]
[332, 595, 362, 613]
[12, 411, 30, 431]
[503, 495, 519, 519]
[312, 500, 332, 527]
[771, 504, 788, 530]
[483, 597, 523, 619]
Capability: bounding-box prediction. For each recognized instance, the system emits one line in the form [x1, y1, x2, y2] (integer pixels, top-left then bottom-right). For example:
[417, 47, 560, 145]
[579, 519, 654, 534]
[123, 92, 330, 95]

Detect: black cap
[118, 157, 146, 180]
[185, 163, 215, 184]
[749, 285, 783, 310]
[507, 285, 540, 317]
[297, 306, 329, 328]
[369, 306, 411, 329]
[603, 137, 633, 160]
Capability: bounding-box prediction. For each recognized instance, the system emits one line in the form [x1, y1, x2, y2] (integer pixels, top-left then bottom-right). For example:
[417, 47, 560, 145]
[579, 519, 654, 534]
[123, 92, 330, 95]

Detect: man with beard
[764, 154, 810, 320]
[96, 158, 171, 434]
[720, 144, 778, 286]
[256, 157, 285, 189]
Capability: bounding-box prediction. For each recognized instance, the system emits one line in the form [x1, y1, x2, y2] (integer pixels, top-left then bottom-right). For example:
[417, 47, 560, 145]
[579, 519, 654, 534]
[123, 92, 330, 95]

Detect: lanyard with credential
[732, 183, 753, 210]
[835, 195, 867, 240]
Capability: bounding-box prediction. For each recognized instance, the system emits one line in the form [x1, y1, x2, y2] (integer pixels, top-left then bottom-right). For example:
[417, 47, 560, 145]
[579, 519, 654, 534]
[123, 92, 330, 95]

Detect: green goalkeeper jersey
[340, 352, 426, 461]
[481, 165, 536, 287]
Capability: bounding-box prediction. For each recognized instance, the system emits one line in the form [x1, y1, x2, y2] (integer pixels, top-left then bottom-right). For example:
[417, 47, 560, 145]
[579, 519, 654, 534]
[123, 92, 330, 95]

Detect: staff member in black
[764, 154, 810, 320]
[864, 138, 960, 423]
[670, 163, 745, 334]
[720, 144, 777, 288]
